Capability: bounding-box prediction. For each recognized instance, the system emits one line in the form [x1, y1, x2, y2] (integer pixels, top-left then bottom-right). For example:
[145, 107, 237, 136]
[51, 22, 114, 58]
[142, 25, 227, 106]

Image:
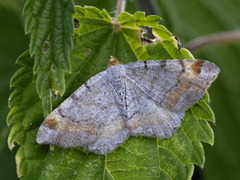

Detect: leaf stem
[186, 31, 240, 52]
[114, 0, 126, 22]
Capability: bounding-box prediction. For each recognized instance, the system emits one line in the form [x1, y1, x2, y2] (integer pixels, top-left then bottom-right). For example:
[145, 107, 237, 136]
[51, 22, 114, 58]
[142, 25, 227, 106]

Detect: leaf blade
[23, 0, 75, 116]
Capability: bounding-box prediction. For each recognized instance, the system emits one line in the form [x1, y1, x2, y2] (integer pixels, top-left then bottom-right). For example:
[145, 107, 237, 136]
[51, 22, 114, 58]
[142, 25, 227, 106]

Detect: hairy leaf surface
[23, 0, 75, 116]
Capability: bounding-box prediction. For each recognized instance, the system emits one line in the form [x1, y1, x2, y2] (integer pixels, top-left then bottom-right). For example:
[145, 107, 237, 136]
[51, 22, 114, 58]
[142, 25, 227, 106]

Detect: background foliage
[0, 0, 239, 179]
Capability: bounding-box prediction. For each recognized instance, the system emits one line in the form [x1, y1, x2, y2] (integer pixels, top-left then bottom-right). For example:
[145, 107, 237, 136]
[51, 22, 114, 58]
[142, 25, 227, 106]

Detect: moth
[37, 59, 220, 155]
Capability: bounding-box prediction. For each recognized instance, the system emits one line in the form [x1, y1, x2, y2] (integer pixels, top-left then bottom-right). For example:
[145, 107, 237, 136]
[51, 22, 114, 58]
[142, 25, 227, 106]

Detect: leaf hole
[43, 40, 50, 51]
[54, 91, 58, 100]
[13, 141, 18, 146]
[174, 36, 182, 51]
[51, 64, 57, 71]
[74, 18, 80, 29]
[86, 50, 91, 56]
[140, 26, 160, 45]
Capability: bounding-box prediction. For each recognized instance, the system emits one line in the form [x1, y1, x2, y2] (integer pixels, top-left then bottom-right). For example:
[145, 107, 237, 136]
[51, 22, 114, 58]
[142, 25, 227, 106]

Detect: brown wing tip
[191, 60, 204, 75]
[43, 117, 60, 130]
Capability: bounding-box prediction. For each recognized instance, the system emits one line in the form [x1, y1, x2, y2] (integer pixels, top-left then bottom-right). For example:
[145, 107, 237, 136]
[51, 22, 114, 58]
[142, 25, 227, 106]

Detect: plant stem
[186, 31, 240, 52]
[113, 0, 126, 56]
[137, 0, 159, 15]
[114, 0, 126, 22]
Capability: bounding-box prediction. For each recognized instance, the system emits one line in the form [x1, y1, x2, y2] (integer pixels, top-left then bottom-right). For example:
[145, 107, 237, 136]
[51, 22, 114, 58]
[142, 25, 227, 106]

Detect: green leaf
[8, 7, 216, 179]
[23, 0, 75, 116]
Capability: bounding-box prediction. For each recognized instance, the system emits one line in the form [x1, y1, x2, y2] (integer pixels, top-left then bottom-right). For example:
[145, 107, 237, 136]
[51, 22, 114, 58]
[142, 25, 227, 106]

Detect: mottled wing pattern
[37, 69, 129, 155]
[125, 60, 220, 111]
[125, 77, 185, 138]
[125, 60, 219, 138]
[37, 59, 219, 155]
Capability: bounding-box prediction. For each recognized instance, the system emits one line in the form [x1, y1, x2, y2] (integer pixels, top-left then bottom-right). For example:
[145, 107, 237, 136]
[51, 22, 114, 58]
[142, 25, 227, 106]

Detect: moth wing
[125, 77, 184, 138]
[37, 70, 129, 155]
[125, 60, 220, 111]
[124, 60, 219, 138]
